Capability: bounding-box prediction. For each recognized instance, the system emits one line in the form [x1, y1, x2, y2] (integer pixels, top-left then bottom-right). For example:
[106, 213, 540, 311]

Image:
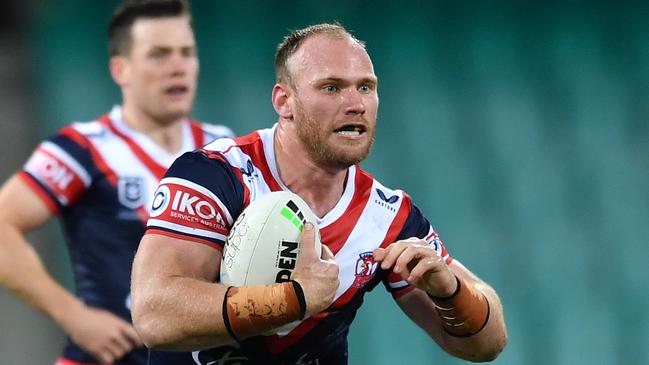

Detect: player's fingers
[407, 255, 441, 283]
[96, 348, 116, 364]
[107, 333, 132, 360]
[373, 247, 386, 261]
[121, 324, 144, 347]
[300, 222, 317, 259]
[320, 243, 335, 262]
[393, 246, 423, 278]
[379, 242, 408, 270]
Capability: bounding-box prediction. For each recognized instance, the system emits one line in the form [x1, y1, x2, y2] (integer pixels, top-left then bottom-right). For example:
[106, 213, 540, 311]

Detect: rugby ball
[220, 191, 322, 287]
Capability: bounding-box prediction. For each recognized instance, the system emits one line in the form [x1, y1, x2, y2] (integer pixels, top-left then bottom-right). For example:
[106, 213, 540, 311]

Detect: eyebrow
[318, 76, 378, 84]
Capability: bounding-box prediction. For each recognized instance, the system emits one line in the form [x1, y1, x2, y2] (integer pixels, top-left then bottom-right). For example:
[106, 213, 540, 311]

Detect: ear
[109, 55, 129, 87]
[272, 83, 293, 120]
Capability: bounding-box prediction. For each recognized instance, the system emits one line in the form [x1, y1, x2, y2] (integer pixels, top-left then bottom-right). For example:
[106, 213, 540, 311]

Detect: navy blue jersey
[145, 126, 451, 364]
[21, 106, 233, 365]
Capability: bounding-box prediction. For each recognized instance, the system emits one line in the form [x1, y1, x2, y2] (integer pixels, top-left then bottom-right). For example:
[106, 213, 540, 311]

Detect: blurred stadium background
[1, 1, 648, 364]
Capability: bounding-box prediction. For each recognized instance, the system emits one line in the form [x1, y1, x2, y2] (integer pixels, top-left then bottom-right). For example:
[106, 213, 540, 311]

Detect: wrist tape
[428, 276, 490, 337]
[223, 280, 306, 341]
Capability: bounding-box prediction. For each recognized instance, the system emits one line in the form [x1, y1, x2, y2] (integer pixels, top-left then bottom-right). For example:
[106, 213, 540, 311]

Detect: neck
[120, 104, 185, 154]
[274, 122, 348, 218]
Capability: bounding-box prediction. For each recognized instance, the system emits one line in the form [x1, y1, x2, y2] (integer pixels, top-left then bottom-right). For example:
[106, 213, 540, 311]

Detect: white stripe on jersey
[108, 105, 198, 167]
[148, 219, 228, 241]
[76, 122, 160, 211]
[388, 280, 409, 289]
[332, 181, 405, 301]
[160, 177, 234, 226]
[40, 141, 92, 186]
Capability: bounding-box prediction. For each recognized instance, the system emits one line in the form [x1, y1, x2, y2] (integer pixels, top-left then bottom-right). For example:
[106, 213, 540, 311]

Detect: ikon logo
[171, 191, 218, 220]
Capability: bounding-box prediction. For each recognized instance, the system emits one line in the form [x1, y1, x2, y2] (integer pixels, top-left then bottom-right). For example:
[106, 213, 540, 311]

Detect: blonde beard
[293, 99, 374, 169]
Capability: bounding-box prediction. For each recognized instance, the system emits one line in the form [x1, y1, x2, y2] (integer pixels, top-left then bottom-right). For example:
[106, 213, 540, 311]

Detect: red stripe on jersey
[189, 120, 205, 148]
[145, 229, 224, 251]
[330, 191, 413, 309]
[264, 312, 330, 355]
[380, 193, 412, 249]
[55, 357, 100, 365]
[101, 115, 167, 180]
[321, 167, 373, 255]
[234, 132, 283, 191]
[18, 171, 60, 214]
[59, 126, 150, 224]
[59, 127, 117, 187]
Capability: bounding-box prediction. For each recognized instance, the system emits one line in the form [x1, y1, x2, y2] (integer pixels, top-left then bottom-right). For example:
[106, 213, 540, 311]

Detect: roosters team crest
[352, 251, 378, 288]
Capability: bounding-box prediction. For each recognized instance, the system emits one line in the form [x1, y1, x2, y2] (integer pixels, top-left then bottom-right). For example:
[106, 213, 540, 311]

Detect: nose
[343, 88, 365, 115]
[169, 53, 190, 77]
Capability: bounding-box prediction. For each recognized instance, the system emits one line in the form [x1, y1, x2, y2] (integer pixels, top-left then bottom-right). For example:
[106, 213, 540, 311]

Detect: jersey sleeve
[383, 202, 453, 299]
[19, 131, 95, 214]
[145, 150, 245, 251]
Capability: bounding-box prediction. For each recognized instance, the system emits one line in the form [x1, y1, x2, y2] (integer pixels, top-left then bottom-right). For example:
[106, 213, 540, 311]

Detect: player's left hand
[373, 237, 457, 298]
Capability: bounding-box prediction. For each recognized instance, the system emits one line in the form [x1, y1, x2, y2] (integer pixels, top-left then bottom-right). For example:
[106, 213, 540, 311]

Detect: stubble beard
[294, 99, 375, 170]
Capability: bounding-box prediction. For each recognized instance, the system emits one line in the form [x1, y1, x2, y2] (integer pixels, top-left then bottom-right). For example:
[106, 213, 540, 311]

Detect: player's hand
[291, 222, 339, 317]
[373, 237, 457, 298]
[63, 305, 143, 364]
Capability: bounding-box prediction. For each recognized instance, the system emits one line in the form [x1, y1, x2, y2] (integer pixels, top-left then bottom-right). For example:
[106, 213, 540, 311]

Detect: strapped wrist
[222, 281, 306, 341]
[428, 276, 490, 337]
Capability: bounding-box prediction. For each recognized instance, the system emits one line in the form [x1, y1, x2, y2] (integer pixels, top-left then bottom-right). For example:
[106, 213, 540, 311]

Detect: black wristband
[222, 286, 240, 342]
[290, 280, 307, 319]
[427, 275, 461, 301]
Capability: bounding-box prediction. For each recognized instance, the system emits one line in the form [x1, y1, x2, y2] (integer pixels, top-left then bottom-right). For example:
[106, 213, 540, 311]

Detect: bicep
[0, 174, 54, 231]
[133, 233, 222, 286]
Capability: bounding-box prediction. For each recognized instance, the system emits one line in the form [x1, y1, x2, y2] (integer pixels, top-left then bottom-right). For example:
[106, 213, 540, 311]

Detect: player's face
[287, 35, 378, 169]
[122, 16, 198, 124]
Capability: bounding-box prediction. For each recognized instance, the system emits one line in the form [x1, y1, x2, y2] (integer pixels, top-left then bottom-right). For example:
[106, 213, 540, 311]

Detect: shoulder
[194, 121, 235, 140]
[356, 166, 411, 209]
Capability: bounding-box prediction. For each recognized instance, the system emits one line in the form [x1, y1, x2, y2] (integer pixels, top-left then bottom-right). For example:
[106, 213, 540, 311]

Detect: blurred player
[0, 1, 233, 364]
[131, 23, 507, 364]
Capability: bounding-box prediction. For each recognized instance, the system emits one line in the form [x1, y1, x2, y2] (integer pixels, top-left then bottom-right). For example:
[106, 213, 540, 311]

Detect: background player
[0, 0, 233, 364]
[131, 23, 507, 364]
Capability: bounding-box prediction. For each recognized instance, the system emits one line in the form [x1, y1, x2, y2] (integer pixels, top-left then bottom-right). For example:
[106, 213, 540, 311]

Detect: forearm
[131, 274, 231, 350]
[435, 281, 507, 361]
[0, 223, 84, 327]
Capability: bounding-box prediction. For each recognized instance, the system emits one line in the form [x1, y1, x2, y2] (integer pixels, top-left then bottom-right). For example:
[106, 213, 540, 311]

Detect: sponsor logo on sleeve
[25, 148, 87, 205]
[150, 183, 228, 233]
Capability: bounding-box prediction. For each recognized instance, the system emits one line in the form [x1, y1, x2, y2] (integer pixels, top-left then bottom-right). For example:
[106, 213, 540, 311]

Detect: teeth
[337, 130, 360, 136]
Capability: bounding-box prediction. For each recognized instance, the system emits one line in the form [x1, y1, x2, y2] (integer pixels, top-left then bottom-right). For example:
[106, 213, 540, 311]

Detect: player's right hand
[64, 305, 143, 364]
[291, 222, 339, 317]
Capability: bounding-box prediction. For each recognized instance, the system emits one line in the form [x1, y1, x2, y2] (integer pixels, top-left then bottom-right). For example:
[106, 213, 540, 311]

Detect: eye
[322, 85, 338, 93]
[358, 85, 371, 93]
[149, 49, 168, 59]
[182, 47, 197, 58]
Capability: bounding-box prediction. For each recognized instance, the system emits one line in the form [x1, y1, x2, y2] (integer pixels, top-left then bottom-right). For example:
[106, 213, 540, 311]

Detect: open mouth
[334, 124, 366, 136]
[165, 85, 188, 96]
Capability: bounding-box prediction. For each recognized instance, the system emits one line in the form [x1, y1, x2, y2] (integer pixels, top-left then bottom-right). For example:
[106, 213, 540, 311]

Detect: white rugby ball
[220, 191, 322, 287]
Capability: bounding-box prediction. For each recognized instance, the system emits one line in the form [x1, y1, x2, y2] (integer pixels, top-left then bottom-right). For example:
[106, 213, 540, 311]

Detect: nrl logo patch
[118, 176, 146, 209]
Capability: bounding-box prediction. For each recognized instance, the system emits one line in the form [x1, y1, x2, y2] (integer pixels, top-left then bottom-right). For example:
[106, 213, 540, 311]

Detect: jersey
[145, 125, 452, 365]
[19, 105, 234, 365]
